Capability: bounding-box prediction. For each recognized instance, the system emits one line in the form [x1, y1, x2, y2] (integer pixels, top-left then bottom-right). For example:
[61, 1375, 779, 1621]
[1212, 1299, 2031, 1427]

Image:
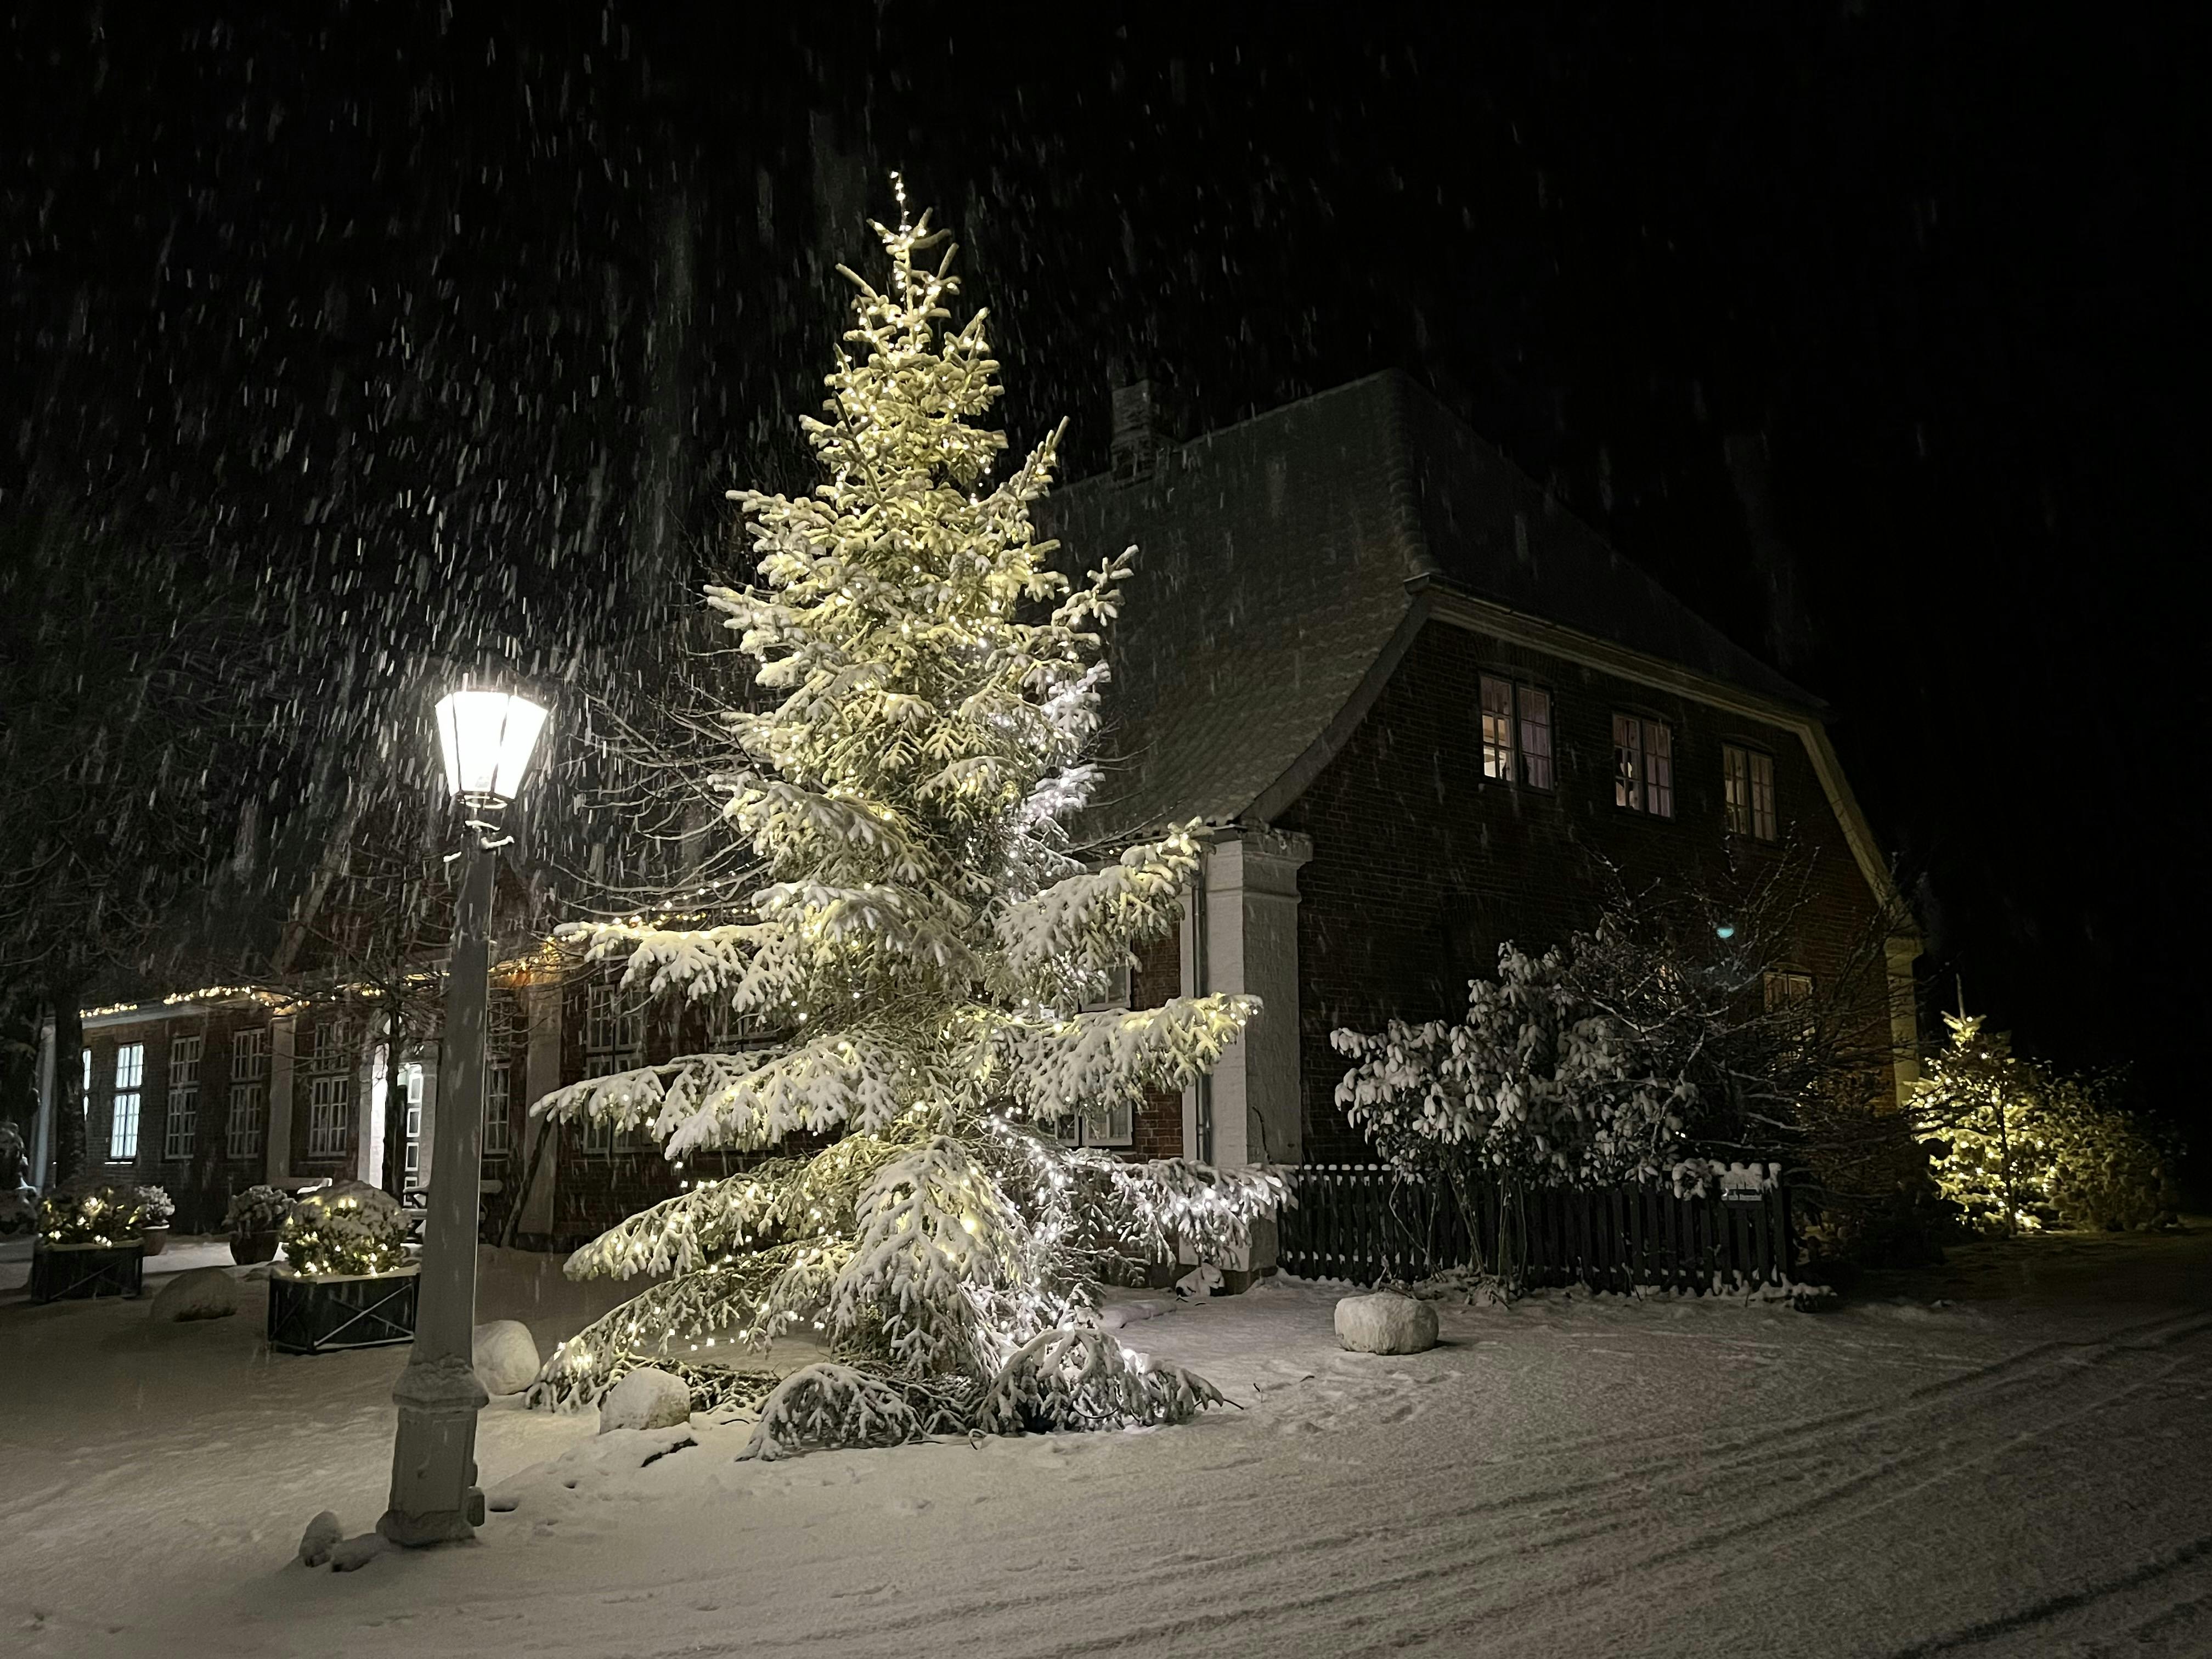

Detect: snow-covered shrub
[37, 1178, 150, 1246]
[1332, 941, 1696, 1287]
[279, 1181, 410, 1277]
[136, 1184, 175, 1225]
[528, 189, 1281, 1452]
[977, 1328, 1226, 1434]
[223, 1183, 293, 1235]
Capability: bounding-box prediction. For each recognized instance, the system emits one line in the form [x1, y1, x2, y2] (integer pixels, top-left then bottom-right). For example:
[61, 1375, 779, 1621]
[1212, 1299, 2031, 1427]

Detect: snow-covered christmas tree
[531, 182, 1283, 1453]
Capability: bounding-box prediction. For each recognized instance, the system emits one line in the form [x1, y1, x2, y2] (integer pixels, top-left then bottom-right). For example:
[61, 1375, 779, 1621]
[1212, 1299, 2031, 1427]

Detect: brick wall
[1277, 620, 1892, 1163]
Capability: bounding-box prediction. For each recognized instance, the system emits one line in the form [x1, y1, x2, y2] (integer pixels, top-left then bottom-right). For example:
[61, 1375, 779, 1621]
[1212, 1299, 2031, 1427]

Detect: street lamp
[379, 687, 549, 1548]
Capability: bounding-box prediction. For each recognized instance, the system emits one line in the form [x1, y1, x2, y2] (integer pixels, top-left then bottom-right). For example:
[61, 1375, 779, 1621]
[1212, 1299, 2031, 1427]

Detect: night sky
[4, 8, 2203, 1162]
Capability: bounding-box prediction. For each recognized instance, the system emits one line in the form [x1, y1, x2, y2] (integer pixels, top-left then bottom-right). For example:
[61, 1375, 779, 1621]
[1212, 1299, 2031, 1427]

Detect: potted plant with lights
[135, 1184, 176, 1256]
[30, 1178, 151, 1301]
[268, 1180, 420, 1354]
[223, 1184, 292, 1265]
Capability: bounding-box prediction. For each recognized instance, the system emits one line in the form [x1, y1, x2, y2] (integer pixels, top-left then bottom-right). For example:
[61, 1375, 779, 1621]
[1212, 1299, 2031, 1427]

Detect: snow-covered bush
[1332, 941, 1696, 1287]
[223, 1183, 293, 1235]
[37, 1178, 151, 1246]
[529, 187, 1281, 1451]
[279, 1180, 410, 1277]
[137, 1184, 175, 1225]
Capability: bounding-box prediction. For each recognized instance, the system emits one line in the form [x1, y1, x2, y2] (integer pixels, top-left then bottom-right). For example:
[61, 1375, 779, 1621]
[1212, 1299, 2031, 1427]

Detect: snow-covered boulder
[472, 1319, 541, 1395]
[150, 1266, 239, 1322]
[599, 1367, 692, 1433]
[297, 1510, 343, 1567]
[329, 1533, 387, 1573]
[1175, 1262, 1224, 1300]
[1333, 1291, 1439, 1355]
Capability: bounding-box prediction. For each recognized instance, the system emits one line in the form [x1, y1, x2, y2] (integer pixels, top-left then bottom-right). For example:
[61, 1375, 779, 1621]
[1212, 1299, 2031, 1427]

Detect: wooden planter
[267, 1264, 420, 1355]
[30, 1242, 145, 1303]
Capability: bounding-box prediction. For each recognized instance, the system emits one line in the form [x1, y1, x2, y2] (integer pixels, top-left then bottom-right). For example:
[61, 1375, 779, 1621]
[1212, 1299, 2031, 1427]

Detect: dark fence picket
[1275, 1164, 1794, 1293]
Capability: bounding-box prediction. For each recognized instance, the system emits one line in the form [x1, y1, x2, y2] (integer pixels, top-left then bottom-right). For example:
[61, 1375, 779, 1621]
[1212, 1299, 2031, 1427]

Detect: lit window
[1480, 674, 1554, 790]
[1614, 714, 1674, 818]
[163, 1035, 201, 1160]
[1764, 970, 1814, 1010]
[1480, 675, 1515, 782]
[109, 1043, 145, 1161]
[1724, 744, 1778, 840]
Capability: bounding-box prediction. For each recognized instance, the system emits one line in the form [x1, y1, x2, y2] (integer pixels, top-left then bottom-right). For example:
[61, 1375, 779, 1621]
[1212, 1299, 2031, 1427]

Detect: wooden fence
[1275, 1163, 1795, 1293]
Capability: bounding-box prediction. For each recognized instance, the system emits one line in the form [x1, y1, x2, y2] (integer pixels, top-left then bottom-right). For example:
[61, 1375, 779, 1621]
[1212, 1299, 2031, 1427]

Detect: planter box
[267, 1264, 420, 1355]
[30, 1243, 145, 1303]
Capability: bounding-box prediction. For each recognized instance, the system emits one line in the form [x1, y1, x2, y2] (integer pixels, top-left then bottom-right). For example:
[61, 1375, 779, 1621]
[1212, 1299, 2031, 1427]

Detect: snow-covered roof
[1037, 370, 1822, 843]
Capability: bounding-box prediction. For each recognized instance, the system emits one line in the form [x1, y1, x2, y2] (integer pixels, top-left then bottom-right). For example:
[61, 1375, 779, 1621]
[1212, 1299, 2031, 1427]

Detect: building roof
[1036, 370, 1822, 843]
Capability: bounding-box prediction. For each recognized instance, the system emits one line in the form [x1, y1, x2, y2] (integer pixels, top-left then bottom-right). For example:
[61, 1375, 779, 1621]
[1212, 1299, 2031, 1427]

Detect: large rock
[150, 1266, 239, 1323]
[1333, 1291, 1440, 1355]
[599, 1367, 693, 1433]
[473, 1319, 542, 1395]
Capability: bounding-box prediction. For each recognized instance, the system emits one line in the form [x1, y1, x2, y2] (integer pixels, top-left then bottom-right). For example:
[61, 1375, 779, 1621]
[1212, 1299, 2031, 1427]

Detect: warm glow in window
[1481, 674, 1553, 790]
[1725, 744, 1778, 840]
[1614, 715, 1673, 818]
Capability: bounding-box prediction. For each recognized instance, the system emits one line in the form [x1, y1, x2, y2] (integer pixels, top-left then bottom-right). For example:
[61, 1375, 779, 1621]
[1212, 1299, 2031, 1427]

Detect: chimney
[1110, 377, 1166, 484]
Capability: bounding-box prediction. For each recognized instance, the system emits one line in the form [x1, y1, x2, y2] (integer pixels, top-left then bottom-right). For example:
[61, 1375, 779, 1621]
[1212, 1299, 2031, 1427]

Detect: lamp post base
[377, 1353, 490, 1548]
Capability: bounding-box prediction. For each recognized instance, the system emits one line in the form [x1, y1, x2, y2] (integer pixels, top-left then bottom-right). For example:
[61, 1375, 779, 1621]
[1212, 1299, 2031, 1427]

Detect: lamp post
[379, 689, 549, 1548]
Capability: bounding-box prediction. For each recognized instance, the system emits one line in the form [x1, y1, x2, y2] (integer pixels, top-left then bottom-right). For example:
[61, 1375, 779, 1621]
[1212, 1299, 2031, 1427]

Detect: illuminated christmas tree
[532, 182, 1282, 1453]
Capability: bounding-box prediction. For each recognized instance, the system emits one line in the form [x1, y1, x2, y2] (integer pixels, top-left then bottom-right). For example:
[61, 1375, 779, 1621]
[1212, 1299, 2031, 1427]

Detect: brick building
[30, 371, 1917, 1257]
[1033, 369, 1920, 1186]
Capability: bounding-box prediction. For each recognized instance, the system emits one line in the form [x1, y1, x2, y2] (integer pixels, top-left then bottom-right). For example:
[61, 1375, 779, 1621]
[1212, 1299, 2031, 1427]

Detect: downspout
[1192, 851, 1213, 1164]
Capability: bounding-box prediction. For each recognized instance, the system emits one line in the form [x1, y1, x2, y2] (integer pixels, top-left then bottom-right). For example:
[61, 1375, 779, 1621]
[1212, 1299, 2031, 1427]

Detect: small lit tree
[531, 185, 1282, 1452]
[1911, 1011, 2035, 1234]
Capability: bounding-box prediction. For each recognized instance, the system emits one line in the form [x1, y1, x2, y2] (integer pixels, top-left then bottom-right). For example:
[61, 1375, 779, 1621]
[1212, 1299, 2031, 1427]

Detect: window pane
[484, 1064, 512, 1157]
[1479, 675, 1514, 782]
[115, 1043, 145, 1089]
[1723, 746, 1751, 835]
[1612, 714, 1642, 810]
[227, 1084, 266, 1161]
[1517, 686, 1554, 789]
[232, 1028, 268, 1080]
[1646, 722, 1674, 818]
[1751, 751, 1777, 840]
[164, 1088, 198, 1160]
[171, 1035, 201, 1086]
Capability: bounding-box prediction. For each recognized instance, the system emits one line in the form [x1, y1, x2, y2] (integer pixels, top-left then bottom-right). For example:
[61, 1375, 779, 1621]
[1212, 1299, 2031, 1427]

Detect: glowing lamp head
[434, 689, 549, 804]
[1714, 924, 1737, 941]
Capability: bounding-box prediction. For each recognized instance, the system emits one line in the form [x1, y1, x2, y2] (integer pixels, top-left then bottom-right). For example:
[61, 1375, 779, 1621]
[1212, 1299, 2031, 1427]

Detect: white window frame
[163, 1034, 201, 1160]
[483, 1063, 512, 1158]
[1614, 713, 1674, 819]
[302, 1017, 354, 1161]
[109, 1043, 146, 1161]
[227, 1029, 269, 1162]
[1049, 971, 1137, 1150]
[227, 1082, 267, 1163]
[307, 1075, 351, 1160]
[582, 980, 644, 1156]
[400, 1061, 425, 1181]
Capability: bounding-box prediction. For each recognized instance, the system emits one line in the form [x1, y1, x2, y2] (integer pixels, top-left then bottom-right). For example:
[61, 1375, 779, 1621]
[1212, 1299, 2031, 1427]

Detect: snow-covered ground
[4, 1228, 2209, 1657]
